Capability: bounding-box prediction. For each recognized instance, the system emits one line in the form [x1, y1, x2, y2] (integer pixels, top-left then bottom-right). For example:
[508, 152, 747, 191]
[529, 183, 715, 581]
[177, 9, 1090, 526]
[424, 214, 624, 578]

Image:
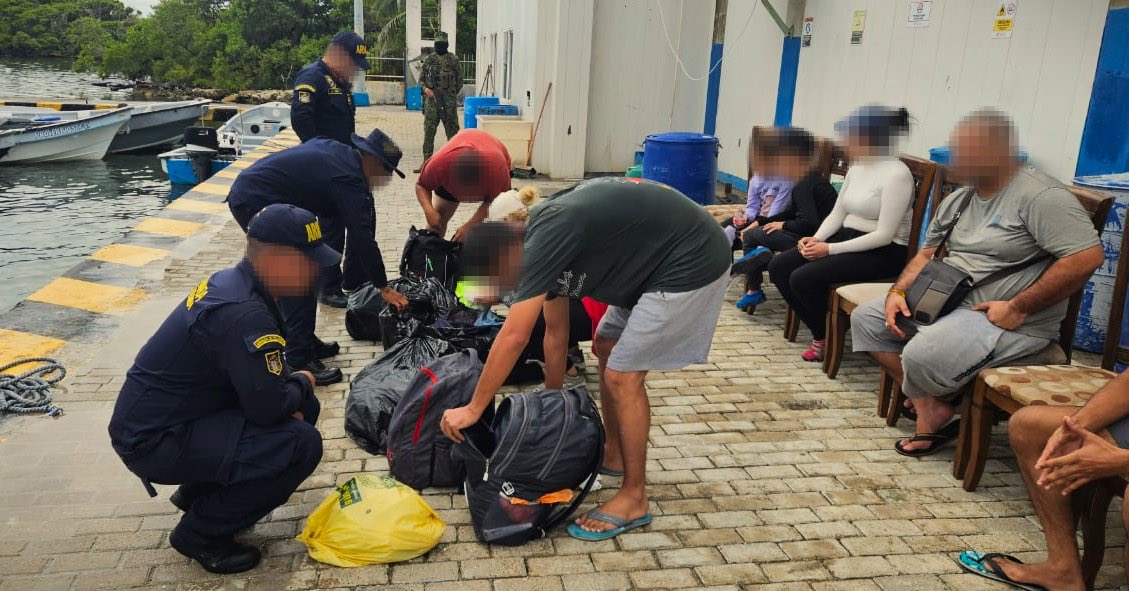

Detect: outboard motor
[182, 126, 219, 184]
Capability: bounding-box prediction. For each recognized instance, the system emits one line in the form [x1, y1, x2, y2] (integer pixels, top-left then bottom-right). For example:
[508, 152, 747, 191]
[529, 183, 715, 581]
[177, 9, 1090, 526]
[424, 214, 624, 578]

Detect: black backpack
[400, 226, 462, 290]
[386, 350, 494, 489]
[453, 386, 604, 545]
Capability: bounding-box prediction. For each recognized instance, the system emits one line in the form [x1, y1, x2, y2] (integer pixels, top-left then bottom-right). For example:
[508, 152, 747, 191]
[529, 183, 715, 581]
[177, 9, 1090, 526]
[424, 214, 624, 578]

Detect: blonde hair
[488, 186, 541, 222]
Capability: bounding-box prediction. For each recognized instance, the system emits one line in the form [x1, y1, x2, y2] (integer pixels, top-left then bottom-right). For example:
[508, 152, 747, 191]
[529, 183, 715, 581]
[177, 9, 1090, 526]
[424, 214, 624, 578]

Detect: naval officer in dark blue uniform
[292, 31, 368, 145]
[227, 128, 409, 385]
[109, 204, 337, 574]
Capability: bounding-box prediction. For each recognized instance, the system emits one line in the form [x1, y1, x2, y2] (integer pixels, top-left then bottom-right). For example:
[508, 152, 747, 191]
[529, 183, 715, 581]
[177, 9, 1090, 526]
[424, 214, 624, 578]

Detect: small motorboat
[0, 98, 211, 153]
[0, 107, 133, 164]
[158, 102, 291, 185]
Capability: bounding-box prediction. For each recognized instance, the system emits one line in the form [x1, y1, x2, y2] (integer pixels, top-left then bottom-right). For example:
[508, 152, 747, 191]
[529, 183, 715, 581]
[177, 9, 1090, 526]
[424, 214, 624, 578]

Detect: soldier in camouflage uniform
[419, 31, 462, 167]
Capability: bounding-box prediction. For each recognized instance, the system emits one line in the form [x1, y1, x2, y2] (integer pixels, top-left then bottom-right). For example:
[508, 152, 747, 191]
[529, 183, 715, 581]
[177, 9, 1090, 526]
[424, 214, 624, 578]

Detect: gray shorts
[851, 298, 1050, 399]
[596, 272, 729, 372]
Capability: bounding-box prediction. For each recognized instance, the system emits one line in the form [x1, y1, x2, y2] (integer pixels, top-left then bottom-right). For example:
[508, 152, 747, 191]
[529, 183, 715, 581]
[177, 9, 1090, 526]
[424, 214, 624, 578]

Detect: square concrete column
[440, 0, 457, 53]
[406, 0, 423, 61]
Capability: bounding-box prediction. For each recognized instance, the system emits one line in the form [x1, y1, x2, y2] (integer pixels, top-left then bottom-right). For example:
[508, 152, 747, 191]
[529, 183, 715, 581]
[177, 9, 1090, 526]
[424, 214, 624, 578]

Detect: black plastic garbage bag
[346, 277, 460, 342]
[379, 307, 423, 350]
[344, 334, 453, 455]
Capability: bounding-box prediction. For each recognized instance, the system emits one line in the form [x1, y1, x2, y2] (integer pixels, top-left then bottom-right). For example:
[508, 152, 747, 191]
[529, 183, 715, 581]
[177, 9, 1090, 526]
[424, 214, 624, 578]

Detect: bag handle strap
[539, 392, 606, 535]
[933, 190, 975, 260]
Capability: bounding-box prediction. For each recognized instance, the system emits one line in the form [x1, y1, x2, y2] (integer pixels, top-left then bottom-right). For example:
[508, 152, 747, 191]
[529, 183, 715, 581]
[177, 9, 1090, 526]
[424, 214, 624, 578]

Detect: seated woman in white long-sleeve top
[768, 105, 915, 362]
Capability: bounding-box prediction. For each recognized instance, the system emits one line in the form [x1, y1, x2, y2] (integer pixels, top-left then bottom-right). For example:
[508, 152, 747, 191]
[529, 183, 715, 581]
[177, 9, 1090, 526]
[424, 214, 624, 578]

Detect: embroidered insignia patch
[253, 334, 286, 349]
[265, 350, 283, 375]
[298, 91, 311, 104]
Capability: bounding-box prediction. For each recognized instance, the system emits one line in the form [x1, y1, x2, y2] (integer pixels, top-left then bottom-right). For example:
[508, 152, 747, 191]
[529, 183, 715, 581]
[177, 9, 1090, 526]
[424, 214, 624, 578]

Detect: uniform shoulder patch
[265, 350, 283, 375]
[185, 277, 210, 309]
[244, 333, 286, 352]
[297, 91, 312, 104]
[294, 83, 316, 93]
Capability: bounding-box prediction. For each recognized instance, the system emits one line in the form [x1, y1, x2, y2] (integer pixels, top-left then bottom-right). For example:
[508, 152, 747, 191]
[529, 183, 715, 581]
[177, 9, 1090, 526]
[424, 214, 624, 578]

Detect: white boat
[0, 107, 133, 164]
[0, 99, 211, 153]
[214, 101, 291, 152]
[159, 102, 291, 185]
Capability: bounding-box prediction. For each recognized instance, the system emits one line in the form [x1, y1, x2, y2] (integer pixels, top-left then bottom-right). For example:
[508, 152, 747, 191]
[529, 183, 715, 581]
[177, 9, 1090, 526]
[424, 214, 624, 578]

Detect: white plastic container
[476, 114, 533, 166]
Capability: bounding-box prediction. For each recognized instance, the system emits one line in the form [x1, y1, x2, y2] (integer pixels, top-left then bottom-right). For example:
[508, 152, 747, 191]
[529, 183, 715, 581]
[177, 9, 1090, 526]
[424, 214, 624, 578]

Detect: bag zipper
[537, 389, 573, 480]
[492, 395, 530, 477]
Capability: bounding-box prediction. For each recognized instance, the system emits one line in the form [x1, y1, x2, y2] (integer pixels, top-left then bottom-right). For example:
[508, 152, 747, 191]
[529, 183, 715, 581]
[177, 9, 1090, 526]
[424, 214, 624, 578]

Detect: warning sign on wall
[851, 10, 867, 45]
[907, 1, 932, 28]
[802, 17, 814, 47]
[993, 1, 1018, 39]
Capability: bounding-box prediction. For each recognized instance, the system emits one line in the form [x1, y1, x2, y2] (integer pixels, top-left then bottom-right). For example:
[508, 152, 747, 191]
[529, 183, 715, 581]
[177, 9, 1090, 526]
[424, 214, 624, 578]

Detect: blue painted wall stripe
[773, 37, 801, 126]
[704, 43, 724, 136]
[1077, 7, 1129, 176]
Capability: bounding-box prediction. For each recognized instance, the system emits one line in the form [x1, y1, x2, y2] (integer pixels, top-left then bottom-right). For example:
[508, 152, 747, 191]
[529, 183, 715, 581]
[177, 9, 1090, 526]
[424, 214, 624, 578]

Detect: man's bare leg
[869, 351, 904, 383]
[575, 367, 650, 532]
[593, 336, 623, 473]
[989, 405, 1086, 589]
[429, 196, 459, 237]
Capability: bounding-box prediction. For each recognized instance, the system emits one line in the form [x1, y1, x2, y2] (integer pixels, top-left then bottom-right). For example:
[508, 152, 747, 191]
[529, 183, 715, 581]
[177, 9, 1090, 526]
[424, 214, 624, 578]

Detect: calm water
[0, 58, 173, 313]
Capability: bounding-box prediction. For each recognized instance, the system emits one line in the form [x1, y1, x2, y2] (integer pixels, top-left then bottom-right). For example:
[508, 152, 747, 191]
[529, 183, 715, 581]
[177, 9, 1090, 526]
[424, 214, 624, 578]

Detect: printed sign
[993, 1, 1018, 39]
[851, 10, 867, 45]
[907, 1, 932, 28]
[802, 17, 814, 47]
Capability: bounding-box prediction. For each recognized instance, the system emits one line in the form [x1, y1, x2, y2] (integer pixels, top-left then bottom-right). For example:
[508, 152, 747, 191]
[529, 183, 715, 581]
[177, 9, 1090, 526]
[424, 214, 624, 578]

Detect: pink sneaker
[801, 339, 825, 362]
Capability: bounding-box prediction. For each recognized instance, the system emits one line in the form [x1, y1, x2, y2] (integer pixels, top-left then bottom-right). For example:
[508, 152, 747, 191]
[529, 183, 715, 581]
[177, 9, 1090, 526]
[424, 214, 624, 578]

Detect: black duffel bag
[401, 226, 462, 290]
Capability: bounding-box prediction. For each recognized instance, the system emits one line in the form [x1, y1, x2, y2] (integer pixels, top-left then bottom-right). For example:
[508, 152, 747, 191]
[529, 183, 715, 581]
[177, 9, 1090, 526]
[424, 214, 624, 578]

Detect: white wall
[792, 0, 1109, 182]
[584, 0, 716, 173]
[713, 0, 789, 181]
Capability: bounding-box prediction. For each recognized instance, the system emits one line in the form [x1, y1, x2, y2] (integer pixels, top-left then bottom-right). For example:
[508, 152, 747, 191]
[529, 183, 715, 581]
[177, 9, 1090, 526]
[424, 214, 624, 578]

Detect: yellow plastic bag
[296, 475, 445, 567]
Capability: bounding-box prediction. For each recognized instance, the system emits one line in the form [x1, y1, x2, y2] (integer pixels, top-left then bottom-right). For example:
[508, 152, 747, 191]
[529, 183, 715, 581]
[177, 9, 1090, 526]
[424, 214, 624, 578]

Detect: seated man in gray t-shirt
[851, 109, 1103, 457]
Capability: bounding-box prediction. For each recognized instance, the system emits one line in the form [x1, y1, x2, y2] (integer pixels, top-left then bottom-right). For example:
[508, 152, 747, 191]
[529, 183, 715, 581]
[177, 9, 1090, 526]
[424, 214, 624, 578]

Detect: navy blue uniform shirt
[226, 138, 389, 290]
[109, 260, 316, 460]
[292, 59, 355, 145]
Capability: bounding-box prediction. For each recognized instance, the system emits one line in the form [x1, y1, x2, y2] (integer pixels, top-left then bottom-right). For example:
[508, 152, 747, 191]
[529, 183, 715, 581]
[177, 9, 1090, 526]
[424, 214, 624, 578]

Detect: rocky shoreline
[130, 82, 290, 104]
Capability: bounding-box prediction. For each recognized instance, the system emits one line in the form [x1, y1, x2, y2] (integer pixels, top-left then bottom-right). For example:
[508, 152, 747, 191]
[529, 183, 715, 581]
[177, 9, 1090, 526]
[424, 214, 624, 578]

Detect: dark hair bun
[891, 107, 911, 133]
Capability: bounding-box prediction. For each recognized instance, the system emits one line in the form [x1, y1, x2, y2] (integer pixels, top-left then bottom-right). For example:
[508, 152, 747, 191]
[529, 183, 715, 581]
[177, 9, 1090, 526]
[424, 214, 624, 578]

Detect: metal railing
[365, 54, 475, 85]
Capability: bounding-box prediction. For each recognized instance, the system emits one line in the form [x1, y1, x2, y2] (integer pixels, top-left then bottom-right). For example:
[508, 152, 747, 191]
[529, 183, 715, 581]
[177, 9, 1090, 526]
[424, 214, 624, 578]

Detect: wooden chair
[814, 155, 939, 373]
[954, 185, 1115, 492]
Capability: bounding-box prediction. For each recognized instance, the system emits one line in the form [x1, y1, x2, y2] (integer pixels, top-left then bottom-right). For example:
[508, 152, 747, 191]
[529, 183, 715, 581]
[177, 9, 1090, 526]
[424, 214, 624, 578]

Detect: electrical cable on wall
[653, 0, 759, 82]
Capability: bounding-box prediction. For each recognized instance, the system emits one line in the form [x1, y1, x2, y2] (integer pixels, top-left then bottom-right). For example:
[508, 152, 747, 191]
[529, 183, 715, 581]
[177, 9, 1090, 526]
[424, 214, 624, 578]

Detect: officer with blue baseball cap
[227, 129, 408, 385]
[109, 204, 337, 575]
[292, 31, 371, 145]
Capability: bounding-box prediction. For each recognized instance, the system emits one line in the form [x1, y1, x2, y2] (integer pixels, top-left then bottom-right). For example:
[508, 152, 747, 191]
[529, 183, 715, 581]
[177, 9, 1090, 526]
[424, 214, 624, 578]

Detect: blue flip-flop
[957, 550, 1048, 591]
[567, 511, 652, 541]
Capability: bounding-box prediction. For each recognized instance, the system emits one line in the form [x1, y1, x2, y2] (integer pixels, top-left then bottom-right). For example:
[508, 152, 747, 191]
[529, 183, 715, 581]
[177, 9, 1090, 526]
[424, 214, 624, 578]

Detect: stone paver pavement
[0, 106, 1123, 590]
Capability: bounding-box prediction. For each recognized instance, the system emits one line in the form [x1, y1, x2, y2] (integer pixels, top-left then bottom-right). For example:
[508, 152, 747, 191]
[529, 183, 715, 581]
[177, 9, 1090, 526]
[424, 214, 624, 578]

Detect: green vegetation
[1, 0, 477, 91]
[0, 0, 136, 70]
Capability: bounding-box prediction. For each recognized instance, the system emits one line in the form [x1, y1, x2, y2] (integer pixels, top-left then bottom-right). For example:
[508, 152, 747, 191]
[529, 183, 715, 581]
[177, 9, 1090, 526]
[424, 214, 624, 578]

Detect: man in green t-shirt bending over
[440, 177, 732, 541]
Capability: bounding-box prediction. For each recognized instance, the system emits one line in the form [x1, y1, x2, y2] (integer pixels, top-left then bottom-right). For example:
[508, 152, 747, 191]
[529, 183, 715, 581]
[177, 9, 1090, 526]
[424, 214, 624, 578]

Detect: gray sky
[122, 0, 158, 15]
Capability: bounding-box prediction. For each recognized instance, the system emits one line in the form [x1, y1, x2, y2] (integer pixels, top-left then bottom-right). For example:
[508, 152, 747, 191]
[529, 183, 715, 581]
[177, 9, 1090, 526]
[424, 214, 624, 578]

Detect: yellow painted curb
[90, 243, 169, 267]
[0, 329, 67, 371]
[168, 199, 229, 215]
[227, 160, 252, 170]
[27, 277, 145, 315]
[134, 218, 205, 237]
[243, 152, 268, 160]
[192, 183, 231, 197]
[214, 168, 241, 180]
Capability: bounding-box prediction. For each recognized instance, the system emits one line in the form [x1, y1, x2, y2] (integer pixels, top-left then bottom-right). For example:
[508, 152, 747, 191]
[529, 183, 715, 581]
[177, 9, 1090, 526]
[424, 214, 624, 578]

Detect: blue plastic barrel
[464, 96, 499, 128]
[642, 132, 719, 205]
[478, 105, 519, 116]
[405, 86, 422, 111]
[1073, 173, 1129, 352]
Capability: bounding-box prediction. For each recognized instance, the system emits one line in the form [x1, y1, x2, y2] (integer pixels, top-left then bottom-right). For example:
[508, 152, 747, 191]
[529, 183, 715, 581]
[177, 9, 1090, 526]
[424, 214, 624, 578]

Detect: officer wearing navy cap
[292, 31, 369, 145]
[227, 128, 410, 385]
[109, 204, 335, 574]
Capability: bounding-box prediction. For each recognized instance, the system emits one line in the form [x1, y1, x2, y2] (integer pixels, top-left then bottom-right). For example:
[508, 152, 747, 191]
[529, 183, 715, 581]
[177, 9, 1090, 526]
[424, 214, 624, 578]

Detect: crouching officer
[108, 204, 336, 575]
[227, 129, 410, 385]
[292, 31, 368, 145]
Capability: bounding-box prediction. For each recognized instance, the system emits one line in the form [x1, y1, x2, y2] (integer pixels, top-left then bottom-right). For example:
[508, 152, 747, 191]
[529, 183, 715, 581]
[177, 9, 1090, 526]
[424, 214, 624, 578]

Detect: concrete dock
[0, 106, 1123, 590]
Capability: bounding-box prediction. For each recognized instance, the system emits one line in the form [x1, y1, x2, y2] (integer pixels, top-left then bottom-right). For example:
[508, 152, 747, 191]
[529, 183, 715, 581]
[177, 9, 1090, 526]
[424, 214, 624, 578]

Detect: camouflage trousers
[423, 93, 460, 160]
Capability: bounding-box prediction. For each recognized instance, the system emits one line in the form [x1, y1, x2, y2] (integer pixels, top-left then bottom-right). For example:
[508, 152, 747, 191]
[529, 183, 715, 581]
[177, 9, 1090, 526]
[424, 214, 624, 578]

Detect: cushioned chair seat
[979, 365, 1117, 406]
[835, 282, 893, 306]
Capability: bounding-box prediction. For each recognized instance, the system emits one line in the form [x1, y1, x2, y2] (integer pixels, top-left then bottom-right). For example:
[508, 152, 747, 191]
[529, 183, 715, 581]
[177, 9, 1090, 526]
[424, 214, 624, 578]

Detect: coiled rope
[0, 358, 65, 416]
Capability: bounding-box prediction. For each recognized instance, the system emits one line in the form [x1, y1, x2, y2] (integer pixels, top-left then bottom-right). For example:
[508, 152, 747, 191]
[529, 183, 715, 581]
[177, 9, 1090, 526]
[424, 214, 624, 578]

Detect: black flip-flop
[900, 403, 918, 421]
[894, 419, 961, 457]
[598, 466, 624, 477]
[957, 551, 1048, 591]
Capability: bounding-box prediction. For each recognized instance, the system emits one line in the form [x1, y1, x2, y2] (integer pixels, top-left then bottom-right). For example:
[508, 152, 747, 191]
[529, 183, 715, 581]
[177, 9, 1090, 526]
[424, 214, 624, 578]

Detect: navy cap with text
[331, 31, 371, 70]
[247, 204, 341, 267]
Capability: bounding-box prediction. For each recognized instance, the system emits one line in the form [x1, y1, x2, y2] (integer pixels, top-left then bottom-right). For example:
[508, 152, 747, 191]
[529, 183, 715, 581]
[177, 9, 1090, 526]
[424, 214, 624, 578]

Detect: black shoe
[314, 338, 340, 359]
[294, 359, 343, 386]
[170, 528, 261, 574]
[169, 483, 220, 512]
[319, 290, 347, 309]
